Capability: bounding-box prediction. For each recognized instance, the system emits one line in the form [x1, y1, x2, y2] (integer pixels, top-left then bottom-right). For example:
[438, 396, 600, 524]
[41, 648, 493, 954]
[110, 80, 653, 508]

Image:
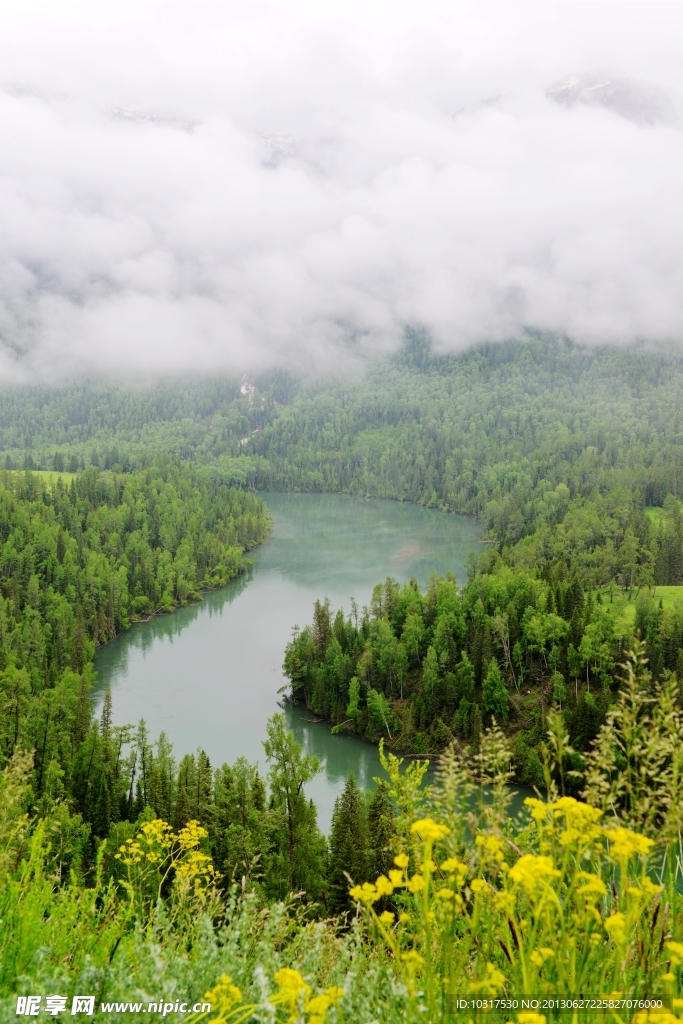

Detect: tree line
[6, 337, 683, 586]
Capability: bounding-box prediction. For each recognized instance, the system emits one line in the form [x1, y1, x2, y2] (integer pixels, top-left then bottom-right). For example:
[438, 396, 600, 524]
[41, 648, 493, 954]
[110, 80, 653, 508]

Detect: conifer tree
[367, 781, 395, 880]
[482, 658, 508, 722]
[328, 772, 370, 915]
[263, 714, 327, 902]
[174, 781, 191, 829]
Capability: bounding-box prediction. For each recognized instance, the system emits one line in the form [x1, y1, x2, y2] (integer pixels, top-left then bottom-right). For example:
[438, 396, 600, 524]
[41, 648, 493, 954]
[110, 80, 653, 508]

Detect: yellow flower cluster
[525, 796, 603, 851]
[350, 838, 467, 910]
[410, 818, 450, 842]
[508, 855, 561, 896]
[469, 961, 506, 996]
[273, 968, 343, 1024]
[114, 818, 216, 892]
[604, 912, 627, 946]
[178, 820, 209, 850]
[525, 797, 656, 867]
[195, 970, 343, 1024]
[605, 827, 654, 862]
[200, 975, 242, 1022]
[174, 849, 216, 890]
[115, 837, 144, 867]
[114, 818, 174, 866]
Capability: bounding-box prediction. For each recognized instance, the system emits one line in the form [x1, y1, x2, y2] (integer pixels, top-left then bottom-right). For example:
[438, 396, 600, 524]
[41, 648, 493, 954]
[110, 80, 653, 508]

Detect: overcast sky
[0, 0, 681, 381]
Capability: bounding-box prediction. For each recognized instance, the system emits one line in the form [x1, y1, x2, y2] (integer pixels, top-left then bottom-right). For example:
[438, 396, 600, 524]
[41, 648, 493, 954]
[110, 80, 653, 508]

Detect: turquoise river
[94, 493, 485, 831]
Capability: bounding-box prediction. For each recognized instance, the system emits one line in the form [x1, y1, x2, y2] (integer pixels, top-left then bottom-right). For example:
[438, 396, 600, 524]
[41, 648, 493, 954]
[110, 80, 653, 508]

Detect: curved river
[94, 493, 484, 831]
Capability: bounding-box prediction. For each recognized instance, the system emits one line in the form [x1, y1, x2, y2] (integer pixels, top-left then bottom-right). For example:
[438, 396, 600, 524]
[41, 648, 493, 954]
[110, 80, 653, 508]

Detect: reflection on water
[94, 492, 485, 831]
[96, 571, 252, 687]
[285, 703, 534, 828]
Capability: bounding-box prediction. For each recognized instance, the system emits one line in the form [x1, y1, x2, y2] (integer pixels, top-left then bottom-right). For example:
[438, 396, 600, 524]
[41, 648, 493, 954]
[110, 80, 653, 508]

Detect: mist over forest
[0, 0, 681, 382]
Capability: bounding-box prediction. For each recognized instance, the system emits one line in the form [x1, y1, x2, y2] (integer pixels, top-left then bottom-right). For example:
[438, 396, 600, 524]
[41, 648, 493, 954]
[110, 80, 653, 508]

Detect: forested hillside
[0, 466, 269, 851]
[6, 337, 683, 582]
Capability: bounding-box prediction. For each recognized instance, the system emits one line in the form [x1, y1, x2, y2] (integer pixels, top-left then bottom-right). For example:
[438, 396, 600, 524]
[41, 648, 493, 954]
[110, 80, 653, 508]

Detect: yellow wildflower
[177, 820, 209, 850]
[485, 835, 505, 861]
[525, 797, 551, 823]
[374, 874, 394, 897]
[469, 962, 506, 996]
[349, 882, 378, 905]
[494, 890, 515, 914]
[470, 878, 488, 895]
[393, 852, 410, 869]
[440, 858, 461, 873]
[666, 941, 683, 966]
[305, 987, 344, 1024]
[388, 869, 405, 887]
[201, 975, 242, 1017]
[378, 911, 395, 925]
[398, 912, 410, 924]
[411, 818, 450, 842]
[604, 912, 627, 945]
[174, 849, 216, 890]
[401, 950, 425, 967]
[553, 797, 602, 829]
[639, 876, 663, 898]
[274, 968, 311, 1013]
[576, 872, 607, 898]
[530, 948, 554, 967]
[508, 855, 560, 895]
[604, 827, 653, 861]
[406, 874, 425, 893]
[507, 1015, 547, 1024]
[436, 887, 455, 900]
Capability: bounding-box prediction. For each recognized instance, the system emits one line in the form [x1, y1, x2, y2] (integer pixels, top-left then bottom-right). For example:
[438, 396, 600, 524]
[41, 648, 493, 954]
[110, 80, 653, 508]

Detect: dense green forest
[6, 338, 683, 1019]
[283, 550, 683, 782]
[6, 336, 683, 588]
[0, 465, 269, 857]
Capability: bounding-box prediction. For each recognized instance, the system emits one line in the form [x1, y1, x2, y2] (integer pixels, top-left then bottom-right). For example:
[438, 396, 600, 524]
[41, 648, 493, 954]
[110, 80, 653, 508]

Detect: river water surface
[94, 493, 485, 830]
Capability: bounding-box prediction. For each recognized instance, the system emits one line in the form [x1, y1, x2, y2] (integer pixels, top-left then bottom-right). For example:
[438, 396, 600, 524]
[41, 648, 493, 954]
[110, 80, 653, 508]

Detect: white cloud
[0, 0, 681, 380]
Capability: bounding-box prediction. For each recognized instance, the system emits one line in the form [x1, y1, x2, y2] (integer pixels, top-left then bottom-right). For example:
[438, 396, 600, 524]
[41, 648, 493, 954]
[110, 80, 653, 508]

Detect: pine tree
[367, 781, 395, 880]
[174, 782, 191, 829]
[421, 645, 439, 727]
[100, 686, 113, 739]
[482, 658, 508, 722]
[263, 713, 326, 902]
[328, 772, 370, 915]
[74, 674, 91, 747]
[70, 609, 87, 673]
[194, 749, 213, 825]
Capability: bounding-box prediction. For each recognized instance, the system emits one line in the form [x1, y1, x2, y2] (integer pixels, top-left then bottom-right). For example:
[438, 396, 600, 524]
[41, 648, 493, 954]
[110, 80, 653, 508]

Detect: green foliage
[9, 339, 683, 595]
[328, 772, 370, 915]
[482, 658, 508, 722]
[0, 463, 270, 875]
[262, 714, 327, 904]
[282, 539, 683, 787]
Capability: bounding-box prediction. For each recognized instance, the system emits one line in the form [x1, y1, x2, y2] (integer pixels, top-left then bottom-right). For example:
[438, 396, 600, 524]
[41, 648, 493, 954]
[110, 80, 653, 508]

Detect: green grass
[598, 585, 683, 633]
[1, 469, 76, 486]
[645, 506, 668, 527]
